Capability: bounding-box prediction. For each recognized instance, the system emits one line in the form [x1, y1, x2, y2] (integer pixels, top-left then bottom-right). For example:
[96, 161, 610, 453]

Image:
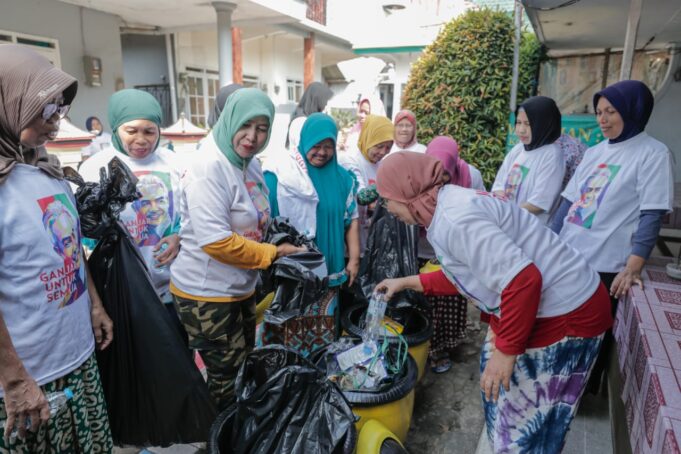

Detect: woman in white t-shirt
[338, 114, 394, 252]
[551, 80, 673, 394]
[0, 44, 113, 452]
[418, 136, 485, 373]
[492, 96, 565, 224]
[79, 89, 185, 339]
[374, 152, 612, 453]
[169, 88, 303, 411]
[390, 110, 427, 154]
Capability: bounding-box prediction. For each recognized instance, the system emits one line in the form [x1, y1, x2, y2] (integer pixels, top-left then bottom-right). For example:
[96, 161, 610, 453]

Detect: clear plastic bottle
[362, 291, 388, 348]
[2, 388, 74, 438]
[154, 242, 169, 269]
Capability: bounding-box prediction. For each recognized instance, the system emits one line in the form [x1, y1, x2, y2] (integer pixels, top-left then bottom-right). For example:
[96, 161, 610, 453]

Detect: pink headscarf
[393, 110, 417, 149]
[425, 136, 472, 188]
[376, 152, 444, 227]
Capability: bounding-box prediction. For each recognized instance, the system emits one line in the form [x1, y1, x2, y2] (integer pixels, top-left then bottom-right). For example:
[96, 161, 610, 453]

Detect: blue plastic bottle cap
[63, 387, 74, 400]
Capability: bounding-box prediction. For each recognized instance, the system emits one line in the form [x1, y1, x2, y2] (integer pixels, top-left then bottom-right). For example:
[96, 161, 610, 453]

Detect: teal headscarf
[108, 89, 163, 154]
[212, 88, 275, 169]
[299, 113, 356, 284]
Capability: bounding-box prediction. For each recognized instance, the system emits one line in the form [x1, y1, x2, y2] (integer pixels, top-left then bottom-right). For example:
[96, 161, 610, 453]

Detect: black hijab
[516, 96, 562, 151]
[593, 80, 654, 144]
[286, 82, 333, 147]
[207, 83, 243, 129]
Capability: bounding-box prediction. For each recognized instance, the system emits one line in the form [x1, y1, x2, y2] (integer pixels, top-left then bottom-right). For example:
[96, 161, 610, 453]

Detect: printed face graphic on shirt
[129, 171, 174, 247]
[504, 164, 529, 201]
[38, 194, 87, 308]
[567, 163, 621, 229]
[245, 181, 270, 241]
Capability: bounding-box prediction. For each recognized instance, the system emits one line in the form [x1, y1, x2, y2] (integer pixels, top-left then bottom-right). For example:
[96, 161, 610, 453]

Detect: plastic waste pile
[323, 292, 408, 392]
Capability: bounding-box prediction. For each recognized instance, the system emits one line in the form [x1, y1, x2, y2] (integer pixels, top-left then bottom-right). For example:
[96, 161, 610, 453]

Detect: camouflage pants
[173, 294, 256, 412]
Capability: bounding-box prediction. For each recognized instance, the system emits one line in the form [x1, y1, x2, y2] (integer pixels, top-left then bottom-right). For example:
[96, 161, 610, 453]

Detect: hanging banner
[506, 113, 604, 152]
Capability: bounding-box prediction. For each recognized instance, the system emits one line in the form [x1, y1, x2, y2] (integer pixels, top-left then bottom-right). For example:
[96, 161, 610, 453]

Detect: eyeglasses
[42, 102, 70, 121]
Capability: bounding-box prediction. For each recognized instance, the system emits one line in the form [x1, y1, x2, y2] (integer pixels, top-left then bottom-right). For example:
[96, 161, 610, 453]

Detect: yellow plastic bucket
[341, 305, 432, 382]
[315, 342, 418, 444]
[255, 292, 274, 325]
[356, 419, 407, 454]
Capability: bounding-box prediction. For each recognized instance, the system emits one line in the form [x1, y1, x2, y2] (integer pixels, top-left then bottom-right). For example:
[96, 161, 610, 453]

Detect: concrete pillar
[232, 27, 243, 84]
[212, 1, 237, 87]
[304, 33, 315, 88]
[620, 0, 643, 81]
[165, 33, 178, 122]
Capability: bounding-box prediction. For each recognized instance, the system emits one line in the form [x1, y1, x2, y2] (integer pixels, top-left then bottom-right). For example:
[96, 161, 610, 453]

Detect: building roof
[522, 0, 681, 51]
[51, 118, 95, 142]
[161, 113, 208, 136]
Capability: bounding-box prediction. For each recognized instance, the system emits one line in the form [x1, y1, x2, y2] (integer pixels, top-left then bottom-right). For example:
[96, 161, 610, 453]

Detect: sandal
[430, 357, 452, 374]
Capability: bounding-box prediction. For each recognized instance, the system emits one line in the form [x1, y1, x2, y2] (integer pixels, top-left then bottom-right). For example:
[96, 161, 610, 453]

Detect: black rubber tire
[381, 438, 410, 454]
[207, 404, 237, 454]
[315, 338, 418, 407]
[341, 303, 433, 346]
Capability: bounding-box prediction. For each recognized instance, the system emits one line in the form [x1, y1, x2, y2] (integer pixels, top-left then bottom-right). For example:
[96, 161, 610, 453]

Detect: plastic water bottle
[154, 242, 169, 269]
[362, 291, 388, 348]
[2, 388, 73, 438]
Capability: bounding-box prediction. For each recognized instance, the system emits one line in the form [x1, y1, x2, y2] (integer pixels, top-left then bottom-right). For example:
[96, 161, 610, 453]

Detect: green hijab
[108, 89, 163, 154]
[299, 113, 356, 284]
[212, 88, 275, 169]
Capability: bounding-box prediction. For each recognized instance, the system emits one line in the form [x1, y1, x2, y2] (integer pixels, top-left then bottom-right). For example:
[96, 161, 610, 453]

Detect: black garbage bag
[258, 218, 329, 324]
[227, 346, 356, 454]
[69, 161, 217, 446]
[358, 201, 422, 306]
[64, 158, 139, 239]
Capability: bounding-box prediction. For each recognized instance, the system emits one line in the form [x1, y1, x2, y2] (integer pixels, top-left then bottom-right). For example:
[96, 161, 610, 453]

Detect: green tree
[403, 9, 542, 186]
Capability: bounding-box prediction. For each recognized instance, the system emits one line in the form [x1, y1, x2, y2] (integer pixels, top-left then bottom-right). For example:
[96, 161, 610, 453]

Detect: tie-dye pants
[480, 331, 603, 453]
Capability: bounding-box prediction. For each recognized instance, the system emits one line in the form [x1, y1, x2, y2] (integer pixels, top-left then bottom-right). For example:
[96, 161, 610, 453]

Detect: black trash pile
[257, 217, 329, 325]
[209, 346, 356, 454]
[67, 159, 216, 447]
[358, 202, 424, 307]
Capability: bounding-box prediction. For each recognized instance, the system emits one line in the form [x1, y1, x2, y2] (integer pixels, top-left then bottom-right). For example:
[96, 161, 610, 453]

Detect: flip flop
[431, 358, 452, 374]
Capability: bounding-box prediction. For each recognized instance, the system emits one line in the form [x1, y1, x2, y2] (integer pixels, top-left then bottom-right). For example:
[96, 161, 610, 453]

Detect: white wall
[0, 0, 124, 131]
[647, 52, 681, 181]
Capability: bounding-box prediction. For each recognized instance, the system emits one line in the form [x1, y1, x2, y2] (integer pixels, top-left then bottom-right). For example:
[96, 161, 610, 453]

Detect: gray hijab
[0, 45, 77, 184]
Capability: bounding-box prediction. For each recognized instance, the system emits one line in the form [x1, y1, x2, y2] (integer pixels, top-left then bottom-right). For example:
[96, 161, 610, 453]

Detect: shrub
[403, 8, 542, 186]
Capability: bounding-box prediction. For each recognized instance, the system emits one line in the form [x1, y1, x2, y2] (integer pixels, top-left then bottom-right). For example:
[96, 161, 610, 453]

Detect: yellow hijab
[357, 114, 394, 161]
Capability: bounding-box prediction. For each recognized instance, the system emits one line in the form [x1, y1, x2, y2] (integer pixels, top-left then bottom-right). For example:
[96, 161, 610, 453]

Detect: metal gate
[134, 84, 173, 127]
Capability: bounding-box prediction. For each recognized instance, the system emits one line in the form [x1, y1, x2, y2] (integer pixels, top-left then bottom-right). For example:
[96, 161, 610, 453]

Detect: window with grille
[184, 68, 220, 128]
[286, 79, 303, 103]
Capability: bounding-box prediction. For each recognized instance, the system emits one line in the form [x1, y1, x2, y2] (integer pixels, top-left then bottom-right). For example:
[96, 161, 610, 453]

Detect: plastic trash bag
[64, 158, 139, 239]
[358, 201, 422, 306]
[259, 218, 329, 324]
[227, 346, 356, 454]
[69, 161, 217, 446]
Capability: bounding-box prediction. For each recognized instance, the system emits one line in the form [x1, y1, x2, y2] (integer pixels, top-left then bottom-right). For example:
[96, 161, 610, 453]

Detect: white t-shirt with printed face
[492, 142, 565, 224]
[0, 165, 94, 396]
[170, 134, 271, 298]
[427, 185, 600, 318]
[79, 147, 182, 303]
[560, 133, 673, 273]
